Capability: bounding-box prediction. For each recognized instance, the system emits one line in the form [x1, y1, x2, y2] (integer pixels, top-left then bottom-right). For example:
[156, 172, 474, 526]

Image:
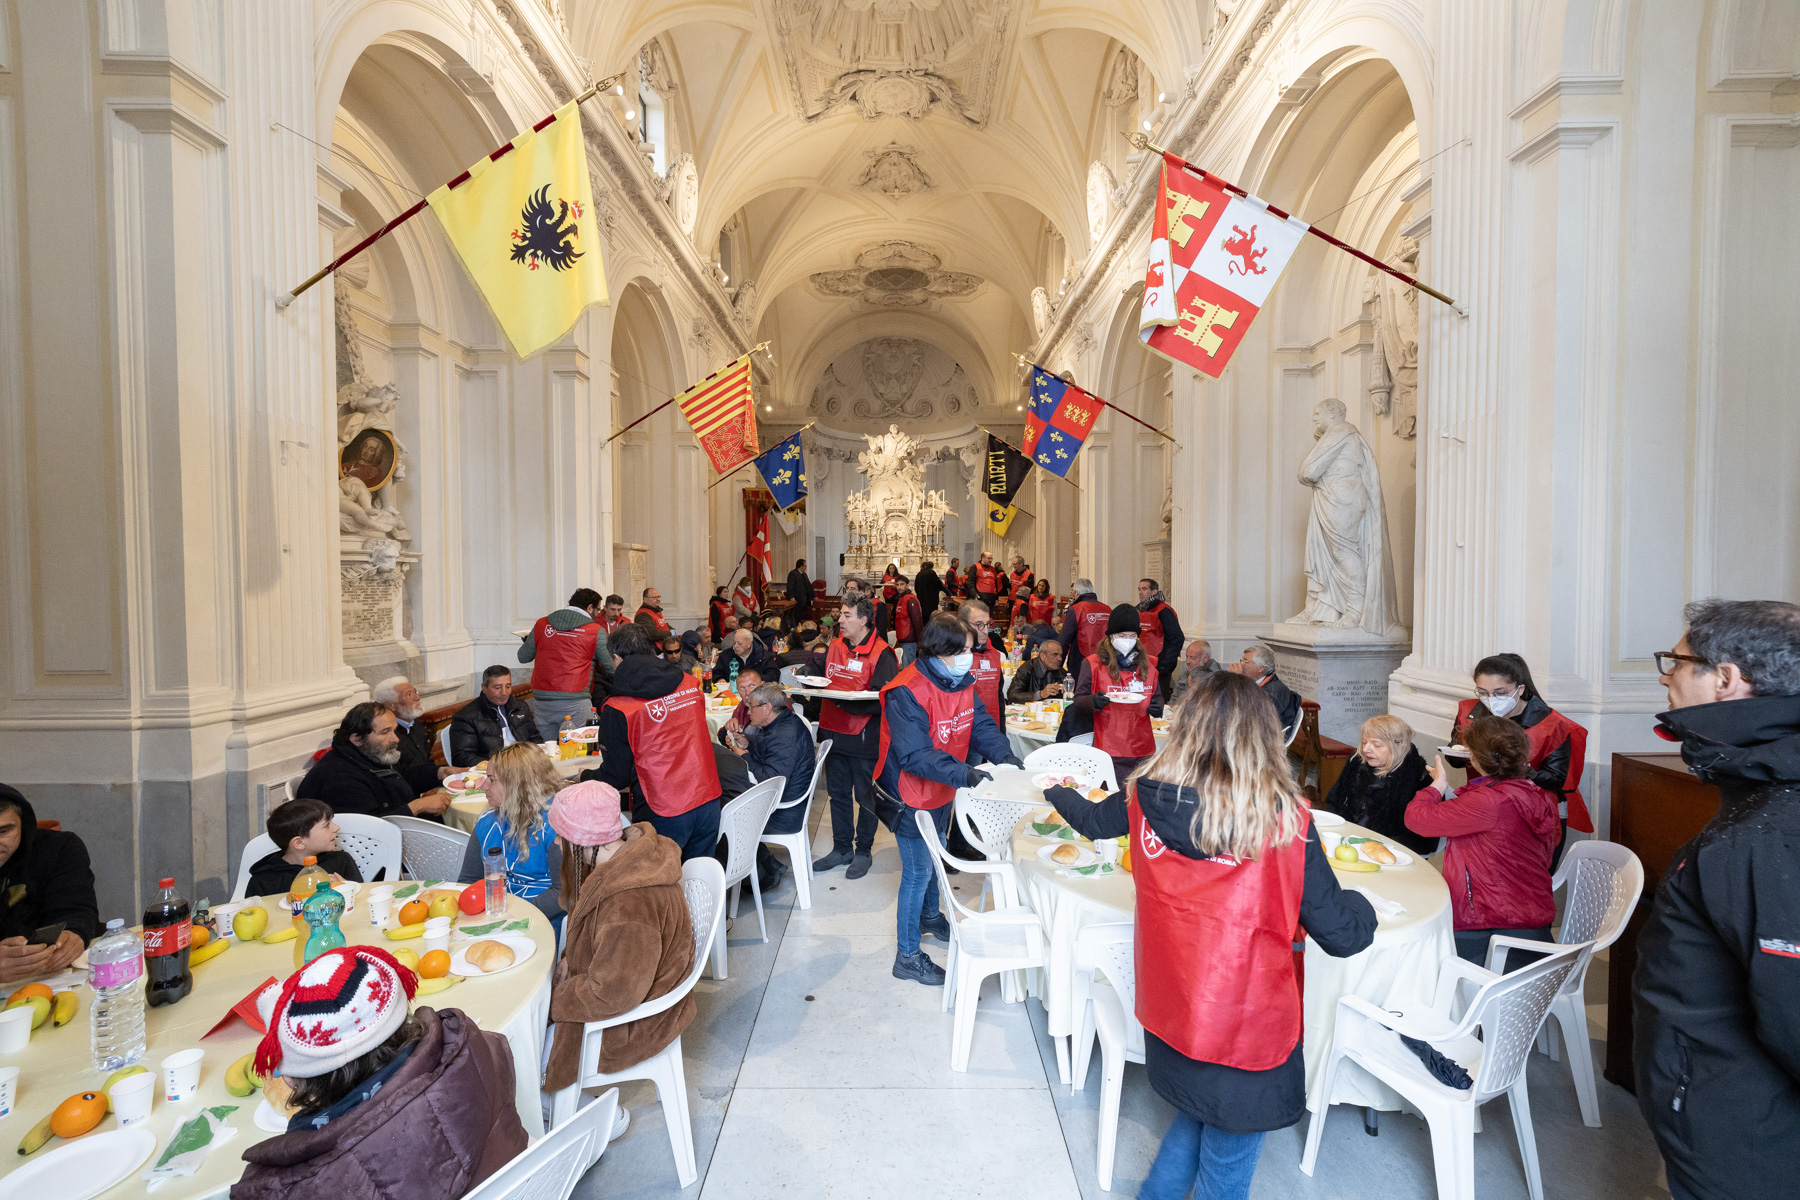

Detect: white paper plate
[449, 931, 537, 977]
[793, 674, 830, 687]
[1324, 832, 1414, 867]
[254, 1096, 290, 1133]
[444, 772, 487, 791]
[1311, 810, 1345, 829]
[1038, 843, 1098, 867]
[1104, 690, 1149, 704]
[1031, 771, 1094, 792]
[0, 1127, 157, 1200]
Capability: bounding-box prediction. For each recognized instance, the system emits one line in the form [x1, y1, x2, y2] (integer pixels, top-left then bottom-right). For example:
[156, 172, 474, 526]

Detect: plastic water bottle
[89, 919, 147, 1071]
[483, 845, 508, 919]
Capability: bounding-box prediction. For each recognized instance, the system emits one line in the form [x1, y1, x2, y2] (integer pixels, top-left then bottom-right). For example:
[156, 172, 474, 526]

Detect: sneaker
[812, 847, 853, 872]
[846, 851, 873, 880]
[919, 914, 951, 943]
[609, 1105, 631, 1142]
[892, 950, 946, 986]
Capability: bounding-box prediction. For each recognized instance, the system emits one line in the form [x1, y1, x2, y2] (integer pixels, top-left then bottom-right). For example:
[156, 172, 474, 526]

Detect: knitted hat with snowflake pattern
[253, 945, 417, 1079]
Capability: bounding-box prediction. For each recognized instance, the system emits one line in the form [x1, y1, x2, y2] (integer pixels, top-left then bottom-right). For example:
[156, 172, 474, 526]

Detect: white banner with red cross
[1139, 155, 1310, 378]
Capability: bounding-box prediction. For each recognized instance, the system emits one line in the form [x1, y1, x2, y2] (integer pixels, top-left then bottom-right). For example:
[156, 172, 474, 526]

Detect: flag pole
[1125, 133, 1462, 313]
[277, 74, 628, 308]
[1010, 355, 1179, 446]
[602, 343, 771, 449]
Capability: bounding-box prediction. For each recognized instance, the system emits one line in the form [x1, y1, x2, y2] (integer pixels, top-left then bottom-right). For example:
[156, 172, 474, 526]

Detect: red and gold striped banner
[677, 354, 758, 474]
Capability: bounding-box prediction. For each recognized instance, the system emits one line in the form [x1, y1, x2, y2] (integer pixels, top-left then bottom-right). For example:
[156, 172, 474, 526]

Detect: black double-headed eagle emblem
[510, 185, 583, 271]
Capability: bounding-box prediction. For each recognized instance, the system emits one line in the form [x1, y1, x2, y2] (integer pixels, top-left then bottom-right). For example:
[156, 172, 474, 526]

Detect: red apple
[458, 882, 486, 916]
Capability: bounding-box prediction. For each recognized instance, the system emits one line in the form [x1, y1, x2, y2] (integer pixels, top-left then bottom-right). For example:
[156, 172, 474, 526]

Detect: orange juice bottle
[288, 856, 329, 967]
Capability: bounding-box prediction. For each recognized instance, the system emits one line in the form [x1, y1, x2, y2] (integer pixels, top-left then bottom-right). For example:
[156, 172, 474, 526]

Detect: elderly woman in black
[1321, 714, 1438, 856]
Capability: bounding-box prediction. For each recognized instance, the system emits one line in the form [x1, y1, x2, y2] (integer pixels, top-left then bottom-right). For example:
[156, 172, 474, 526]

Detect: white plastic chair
[333, 812, 404, 883]
[464, 1087, 618, 1200]
[759, 740, 830, 911]
[385, 815, 472, 882]
[1023, 742, 1119, 789]
[915, 807, 1046, 1072]
[1069, 922, 1143, 1192]
[439, 725, 454, 764]
[232, 835, 280, 901]
[714, 776, 787, 977]
[547, 857, 726, 1189]
[1483, 840, 1644, 1127]
[953, 790, 1044, 914]
[1301, 942, 1592, 1200]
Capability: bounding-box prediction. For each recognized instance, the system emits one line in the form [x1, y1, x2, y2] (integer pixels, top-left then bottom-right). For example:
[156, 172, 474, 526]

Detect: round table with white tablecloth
[0, 891, 556, 1200]
[444, 747, 595, 832]
[1008, 806, 1453, 1112]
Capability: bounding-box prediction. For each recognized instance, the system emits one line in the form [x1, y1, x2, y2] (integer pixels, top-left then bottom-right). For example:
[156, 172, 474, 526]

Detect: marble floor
[574, 801, 1674, 1200]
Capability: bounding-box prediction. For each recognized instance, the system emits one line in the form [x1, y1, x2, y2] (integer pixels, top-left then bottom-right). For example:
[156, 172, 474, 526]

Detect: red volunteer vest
[1070, 599, 1112, 659]
[895, 595, 919, 644]
[1130, 785, 1310, 1069]
[1452, 698, 1593, 832]
[1138, 602, 1170, 664]
[601, 614, 628, 634]
[1027, 594, 1057, 624]
[973, 563, 1000, 595]
[819, 633, 892, 735]
[944, 568, 962, 596]
[604, 677, 719, 817]
[882, 574, 898, 602]
[528, 614, 602, 693]
[1009, 569, 1033, 597]
[874, 664, 974, 810]
[1088, 653, 1158, 757]
[636, 606, 670, 633]
[970, 645, 1005, 729]
[708, 598, 731, 640]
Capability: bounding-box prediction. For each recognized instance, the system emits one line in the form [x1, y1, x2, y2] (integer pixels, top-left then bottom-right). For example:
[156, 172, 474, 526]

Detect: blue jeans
[1140, 1112, 1265, 1200]
[634, 797, 721, 862]
[894, 805, 950, 957]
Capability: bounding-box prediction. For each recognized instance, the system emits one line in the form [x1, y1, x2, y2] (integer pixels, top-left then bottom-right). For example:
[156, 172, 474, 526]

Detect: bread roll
[1364, 841, 1397, 865]
[465, 940, 515, 972]
[1051, 843, 1082, 865]
[1087, 788, 1109, 802]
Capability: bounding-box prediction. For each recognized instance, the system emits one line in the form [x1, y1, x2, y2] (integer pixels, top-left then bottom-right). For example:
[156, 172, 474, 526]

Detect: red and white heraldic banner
[1138, 155, 1309, 378]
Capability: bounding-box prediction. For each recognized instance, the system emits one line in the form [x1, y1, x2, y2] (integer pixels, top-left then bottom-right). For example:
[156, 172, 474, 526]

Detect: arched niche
[608, 279, 689, 598]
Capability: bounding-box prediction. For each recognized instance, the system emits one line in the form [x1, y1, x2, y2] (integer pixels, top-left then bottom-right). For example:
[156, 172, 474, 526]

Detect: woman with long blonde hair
[1070, 604, 1165, 783]
[1046, 671, 1375, 1200]
[456, 742, 564, 920]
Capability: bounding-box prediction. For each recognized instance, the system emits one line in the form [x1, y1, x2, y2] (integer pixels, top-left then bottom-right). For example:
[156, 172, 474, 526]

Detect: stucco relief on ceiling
[809, 241, 981, 309]
[810, 337, 979, 427]
[856, 142, 934, 196]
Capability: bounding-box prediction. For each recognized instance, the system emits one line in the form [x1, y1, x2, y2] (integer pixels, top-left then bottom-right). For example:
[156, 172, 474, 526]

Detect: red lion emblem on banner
[1221, 224, 1268, 275]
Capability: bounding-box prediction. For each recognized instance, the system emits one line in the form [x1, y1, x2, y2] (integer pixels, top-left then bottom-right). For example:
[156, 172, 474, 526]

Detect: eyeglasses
[1653, 650, 1711, 676]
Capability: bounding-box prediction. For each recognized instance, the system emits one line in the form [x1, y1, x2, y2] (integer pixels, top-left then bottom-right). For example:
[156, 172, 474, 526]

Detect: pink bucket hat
[549, 779, 625, 847]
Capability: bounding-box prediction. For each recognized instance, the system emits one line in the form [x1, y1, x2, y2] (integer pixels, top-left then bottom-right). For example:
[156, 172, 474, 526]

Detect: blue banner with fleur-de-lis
[753, 431, 807, 511]
[1022, 366, 1105, 478]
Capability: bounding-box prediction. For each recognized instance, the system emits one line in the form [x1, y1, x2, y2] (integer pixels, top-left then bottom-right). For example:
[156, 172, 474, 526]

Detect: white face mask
[948, 652, 974, 676]
[1483, 693, 1519, 717]
[1111, 636, 1137, 657]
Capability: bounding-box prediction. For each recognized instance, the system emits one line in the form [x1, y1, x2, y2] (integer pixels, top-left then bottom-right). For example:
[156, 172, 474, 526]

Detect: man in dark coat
[447, 666, 538, 767]
[1008, 638, 1072, 703]
[914, 561, 944, 617]
[299, 702, 453, 820]
[1232, 644, 1301, 739]
[785, 560, 814, 629]
[735, 681, 816, 893]
[1634, 599, 1800, 1200]
[0, 785, 99, 982]
[713, 627, 775, 685]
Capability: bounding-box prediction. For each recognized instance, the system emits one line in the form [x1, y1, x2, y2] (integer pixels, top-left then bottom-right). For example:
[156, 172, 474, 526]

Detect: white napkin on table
[1347, 885, 1406, 919]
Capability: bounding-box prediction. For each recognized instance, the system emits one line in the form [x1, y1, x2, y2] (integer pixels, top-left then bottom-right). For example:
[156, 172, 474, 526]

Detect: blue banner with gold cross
[753, 431, 807, 510]
[1021, 366, 1105, 478]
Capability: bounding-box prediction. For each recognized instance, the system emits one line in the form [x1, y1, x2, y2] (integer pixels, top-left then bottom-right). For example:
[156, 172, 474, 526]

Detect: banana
[188, 938, 230, 966]
[383, 922, 427, 941]
[49, 991, 78, 1028]
[16, 1112, 53, 1155]
[258, 926, 298, 944]
[413, 975, 461, 996]
[1331, 858, 1381, 873]
[224, 1052, 261, 1097]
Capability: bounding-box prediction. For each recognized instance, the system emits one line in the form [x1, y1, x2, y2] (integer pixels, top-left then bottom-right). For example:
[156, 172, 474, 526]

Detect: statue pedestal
[1266, 623, 1410, 745]
[340, 536, 421, 687]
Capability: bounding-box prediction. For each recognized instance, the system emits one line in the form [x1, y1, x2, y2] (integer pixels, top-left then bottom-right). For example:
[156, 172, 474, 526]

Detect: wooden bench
[1288, 699, 1354, 804]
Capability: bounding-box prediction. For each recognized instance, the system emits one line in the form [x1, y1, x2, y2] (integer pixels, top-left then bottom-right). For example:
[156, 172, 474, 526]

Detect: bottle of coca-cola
[142, 877, 192, 1008]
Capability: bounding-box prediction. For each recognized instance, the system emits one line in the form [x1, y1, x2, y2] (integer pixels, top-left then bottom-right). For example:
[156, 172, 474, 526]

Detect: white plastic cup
[0, 1008, 31, 1054]
[423, 916, 452, 956]
[111, 1070, 154, 1126]
[0, 1066, 18, 1117]
[1098, 838, 1121, 865]
[367, 886, 395, 928]
[161, 1048, 204, 1103]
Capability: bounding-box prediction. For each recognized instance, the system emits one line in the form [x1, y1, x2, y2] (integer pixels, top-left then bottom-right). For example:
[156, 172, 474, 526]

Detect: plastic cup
[111, 1070, 154, 1126]
[423, 916, 452, 956]
[367, 886, 395, 928]
[0, 1008, 31, 1054]
[1098, 838, 1121, 865]
[161, 1048, 204, 1103]
[0, 1066, 17, 1117]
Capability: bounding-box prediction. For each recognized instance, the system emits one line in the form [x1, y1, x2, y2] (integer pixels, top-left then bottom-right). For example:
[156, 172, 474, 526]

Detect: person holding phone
[0, 785, 98, 982]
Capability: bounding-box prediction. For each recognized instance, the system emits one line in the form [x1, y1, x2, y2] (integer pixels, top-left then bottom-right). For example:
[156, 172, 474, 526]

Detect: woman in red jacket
[1408, 716, 1562, 967]
[1047, 672, 1374, 1200]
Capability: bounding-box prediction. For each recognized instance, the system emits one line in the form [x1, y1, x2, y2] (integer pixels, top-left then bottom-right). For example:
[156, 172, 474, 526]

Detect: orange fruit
[398, 899, 428, 926]
[190, 925, 211, 948]
[49, 1091, 106, 1139]
[418, 950, 450, 979]
[5, 983, 51, 1006]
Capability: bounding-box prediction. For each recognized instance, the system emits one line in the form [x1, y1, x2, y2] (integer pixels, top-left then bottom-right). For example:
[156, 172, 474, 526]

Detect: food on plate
[1051, 844, 1083, 865]
[1333, 859, 1380, 873]
[49, 990, 77, 1027]
[1041, 810, 1067, 827]
[263, 1073, 296, 1117]
[459, 882, 486, 915]
[475, 760, 491, 773]
[1333, 843, 1361, 863]
[1087, 788, 1109, 802]
[418, 949, 451, 979]
[233, 905, 269, 940]
[464, 940, 516, 972]
[100, 1066, 150, 1112]
[1363, 841, 1397, 866]
[398, 898, 428, 926]
[48, 1091, 106, 1139]
[6, 994, 49, 1030]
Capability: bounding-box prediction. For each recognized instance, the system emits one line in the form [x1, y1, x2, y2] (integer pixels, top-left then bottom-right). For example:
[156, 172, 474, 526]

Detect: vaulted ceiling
[569, 0, 1219, 427]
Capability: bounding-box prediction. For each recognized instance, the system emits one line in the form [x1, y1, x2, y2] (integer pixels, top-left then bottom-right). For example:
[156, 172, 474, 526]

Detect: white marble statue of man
[1290, 398, 1400, 636]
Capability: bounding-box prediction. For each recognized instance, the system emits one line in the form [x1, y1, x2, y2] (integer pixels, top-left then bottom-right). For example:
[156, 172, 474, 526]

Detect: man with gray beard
[297, 701, 453, 820]
[372, 676, 435, 773]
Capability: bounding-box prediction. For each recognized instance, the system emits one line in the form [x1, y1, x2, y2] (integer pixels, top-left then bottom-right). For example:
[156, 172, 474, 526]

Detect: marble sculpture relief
[1290, 399, 1400, 636]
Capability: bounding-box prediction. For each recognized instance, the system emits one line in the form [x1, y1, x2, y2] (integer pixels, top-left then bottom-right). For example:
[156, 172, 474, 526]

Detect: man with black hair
[298, 702, 454, 819]
[812, 595, 899, 880]
[1635, 599, 1800, 1200]
[785, 559, 815, 629]
[914, 560, 944, 618]
[600, 594, 628, 634]
[1136, 578, 1185, 701]
[518, 588, 614, 739]
[0, 784, 98, 982]
[447, 667, 537, 766]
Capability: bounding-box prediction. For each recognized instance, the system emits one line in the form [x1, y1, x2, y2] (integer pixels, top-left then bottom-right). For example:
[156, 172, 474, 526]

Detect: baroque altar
[843, 424, 956, 575]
